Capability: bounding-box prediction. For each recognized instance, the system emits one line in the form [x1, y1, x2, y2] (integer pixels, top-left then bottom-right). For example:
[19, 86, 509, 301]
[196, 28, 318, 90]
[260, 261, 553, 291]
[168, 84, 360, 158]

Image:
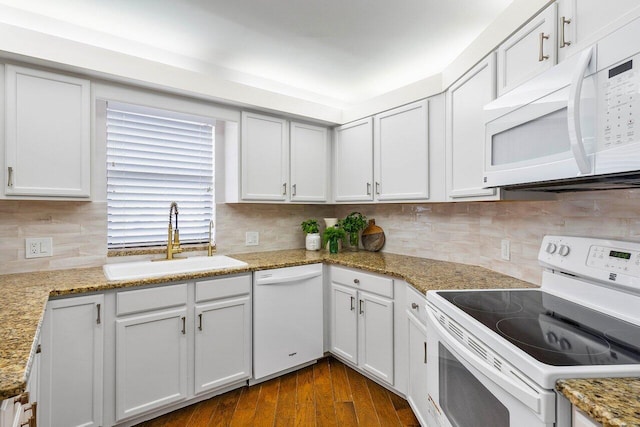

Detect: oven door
[426, 306, 556, 427]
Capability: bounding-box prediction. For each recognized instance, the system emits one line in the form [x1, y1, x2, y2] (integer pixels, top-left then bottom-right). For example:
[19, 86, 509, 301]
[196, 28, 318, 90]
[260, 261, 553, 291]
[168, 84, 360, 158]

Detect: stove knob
[546, 243, 558, 254]
[558, 245, 571, 257]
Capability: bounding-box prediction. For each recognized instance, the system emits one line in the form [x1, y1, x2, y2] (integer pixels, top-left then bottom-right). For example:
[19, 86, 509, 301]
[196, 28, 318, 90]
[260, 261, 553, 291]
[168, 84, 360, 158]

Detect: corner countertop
[0, 249, 534, 400]
[557, 378, 640, 427]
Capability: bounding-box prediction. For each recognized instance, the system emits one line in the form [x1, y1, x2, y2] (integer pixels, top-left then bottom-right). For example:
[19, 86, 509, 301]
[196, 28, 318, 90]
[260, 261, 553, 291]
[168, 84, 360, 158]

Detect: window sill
[107, 244, 216, 258]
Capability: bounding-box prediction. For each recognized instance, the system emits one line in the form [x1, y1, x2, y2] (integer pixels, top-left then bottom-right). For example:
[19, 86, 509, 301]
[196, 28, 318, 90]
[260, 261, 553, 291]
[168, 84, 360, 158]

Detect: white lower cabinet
[40, 294, 103, 427]
[194, 295, 251, 394]
[405, 285, 428, 426]
[329, 266, 394, 385]
[115, 307, 188, 421]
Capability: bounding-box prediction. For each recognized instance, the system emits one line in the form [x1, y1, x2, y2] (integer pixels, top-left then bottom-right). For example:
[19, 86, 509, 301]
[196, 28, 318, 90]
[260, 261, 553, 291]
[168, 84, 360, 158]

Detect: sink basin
[103, 255, 248, 281]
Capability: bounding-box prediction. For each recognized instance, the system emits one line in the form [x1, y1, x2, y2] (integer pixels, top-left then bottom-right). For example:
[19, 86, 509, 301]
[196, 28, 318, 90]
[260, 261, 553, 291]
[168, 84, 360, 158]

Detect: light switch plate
[245, 231, 259, 246]
[25, 237, 53, 259]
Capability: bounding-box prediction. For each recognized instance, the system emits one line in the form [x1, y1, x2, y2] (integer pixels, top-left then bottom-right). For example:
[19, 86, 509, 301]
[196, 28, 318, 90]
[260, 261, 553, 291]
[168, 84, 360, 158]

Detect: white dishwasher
[253, 263, 323, 381]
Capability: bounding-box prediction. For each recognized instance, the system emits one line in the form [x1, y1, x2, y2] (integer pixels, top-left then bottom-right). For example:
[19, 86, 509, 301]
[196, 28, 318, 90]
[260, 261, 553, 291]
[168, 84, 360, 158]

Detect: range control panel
[599, 54, 640, 149]
[539, 235, 640, 291]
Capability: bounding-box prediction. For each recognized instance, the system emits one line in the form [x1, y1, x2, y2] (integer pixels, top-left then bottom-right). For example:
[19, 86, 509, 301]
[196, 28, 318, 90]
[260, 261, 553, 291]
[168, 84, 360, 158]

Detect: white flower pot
[305, 233, 321, 251]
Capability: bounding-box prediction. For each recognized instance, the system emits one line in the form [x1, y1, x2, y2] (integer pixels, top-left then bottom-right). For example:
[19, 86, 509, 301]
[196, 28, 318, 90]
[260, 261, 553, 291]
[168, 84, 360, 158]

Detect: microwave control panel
[599, 55, 640, 149]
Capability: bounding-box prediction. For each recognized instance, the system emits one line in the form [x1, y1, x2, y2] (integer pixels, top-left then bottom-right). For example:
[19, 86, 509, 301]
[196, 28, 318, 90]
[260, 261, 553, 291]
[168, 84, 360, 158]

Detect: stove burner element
[453, 293, 523, 314]
[496, 316, 611, 357]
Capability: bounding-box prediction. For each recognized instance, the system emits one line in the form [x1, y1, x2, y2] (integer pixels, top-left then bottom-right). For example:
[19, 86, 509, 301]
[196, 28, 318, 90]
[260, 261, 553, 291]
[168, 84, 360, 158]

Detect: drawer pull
[560, 16, 571, 48]
[424, 342, 427, 364]
[181, 316, 186, 334]
[7, 166, 13, 187]
[350, 296, 355, 311]
[366, 182, 371, 195]
[411, 303, 419, 310]
[96, 303, 101, 324]
[359, 299, 364, 315]
[353, 279, 360, 284]
[198, 313, 203, 331]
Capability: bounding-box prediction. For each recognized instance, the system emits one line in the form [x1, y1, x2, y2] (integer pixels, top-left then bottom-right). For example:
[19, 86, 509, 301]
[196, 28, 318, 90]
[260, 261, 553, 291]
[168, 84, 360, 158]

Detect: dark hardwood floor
[135, 357, 420, 427]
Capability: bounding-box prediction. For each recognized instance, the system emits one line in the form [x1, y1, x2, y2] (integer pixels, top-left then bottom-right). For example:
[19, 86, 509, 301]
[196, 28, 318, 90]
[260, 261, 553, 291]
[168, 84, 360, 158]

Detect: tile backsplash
[2, 189, 640, 284]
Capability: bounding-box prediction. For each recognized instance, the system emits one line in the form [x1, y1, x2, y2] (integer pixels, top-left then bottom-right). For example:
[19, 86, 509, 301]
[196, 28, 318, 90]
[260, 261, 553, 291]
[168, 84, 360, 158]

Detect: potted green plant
[301, 219, 321, 251]
[322, 226, 346, 254]
[341, 212, 367, 250]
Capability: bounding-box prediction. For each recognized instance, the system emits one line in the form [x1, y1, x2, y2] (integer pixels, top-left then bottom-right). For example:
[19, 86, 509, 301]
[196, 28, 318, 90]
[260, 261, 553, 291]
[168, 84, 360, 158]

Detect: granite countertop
[0, 249, 534, 400]
[557, 378, 640, 427]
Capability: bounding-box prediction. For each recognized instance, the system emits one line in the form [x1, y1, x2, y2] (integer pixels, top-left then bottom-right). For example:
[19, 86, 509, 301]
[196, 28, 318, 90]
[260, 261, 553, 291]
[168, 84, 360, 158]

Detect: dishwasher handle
[255, 270, 322, 285]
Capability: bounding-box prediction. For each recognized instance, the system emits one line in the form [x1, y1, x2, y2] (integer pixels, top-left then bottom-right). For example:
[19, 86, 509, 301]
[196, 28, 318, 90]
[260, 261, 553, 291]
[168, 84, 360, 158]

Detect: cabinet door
[290, 122, 329, 202]
[407, 312, 428, 426]
[334, 117, 373, 202]
[330, 283, 358, 364]
[241, 112, 288, 201]
[374, 100, 429, 201]
[39, 295, 103, 427]
[558, 0, 640, 61]
[115, 308, 188, 421]
[497, 3, 557, 96]
[5, 65, 90, 198]
[194, 296, 251, 394]
[446, 54, 498, 200]
[358, 291, 394, 385]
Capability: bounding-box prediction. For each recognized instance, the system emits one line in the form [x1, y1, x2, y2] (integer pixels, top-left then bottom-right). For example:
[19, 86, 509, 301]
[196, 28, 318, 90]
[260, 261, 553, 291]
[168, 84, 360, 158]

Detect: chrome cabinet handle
[375, 182, 381, 195]
[539, 32, 550, 61]
[366, 182, 371, 195]
[181, 316, 186, 334]
[292, 184, 297, 196]
[411, 303, 419, 310]
[282, 183, 287, 195]
[424, 342, 427, 364]
[198, 313, 203, 331]
[7, 166, 13, 187]
[350, 296, 355, 311]
[359, 299, 364, 315]
[560, 16, 571, 48]
[96, 303, 101, 324]
[353, 278, 360, 284]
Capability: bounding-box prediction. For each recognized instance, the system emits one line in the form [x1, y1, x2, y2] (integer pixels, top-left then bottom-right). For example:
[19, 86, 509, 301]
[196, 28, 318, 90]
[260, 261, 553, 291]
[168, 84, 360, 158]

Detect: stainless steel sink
[103, 255, 248, 281]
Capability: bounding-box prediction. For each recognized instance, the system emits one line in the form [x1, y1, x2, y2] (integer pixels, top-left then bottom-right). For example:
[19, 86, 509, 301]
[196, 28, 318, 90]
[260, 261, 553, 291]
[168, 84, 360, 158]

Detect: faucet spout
[166, 202, 183, 260]
[207, 220, 214, 256]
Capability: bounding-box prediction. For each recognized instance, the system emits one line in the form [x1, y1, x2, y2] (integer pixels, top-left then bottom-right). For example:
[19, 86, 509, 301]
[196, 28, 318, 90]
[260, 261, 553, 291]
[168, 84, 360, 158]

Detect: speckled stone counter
[1, 249, 535, 400]
[557, 378, 640, 426]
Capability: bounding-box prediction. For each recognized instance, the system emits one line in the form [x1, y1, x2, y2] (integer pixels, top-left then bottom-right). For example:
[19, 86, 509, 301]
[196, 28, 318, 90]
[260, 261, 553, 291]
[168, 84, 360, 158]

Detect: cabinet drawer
[195, 274, 251, 302]
[117, 283, 187, 316]
[331, 266, 393, 298]
[406, 285, 427, 326]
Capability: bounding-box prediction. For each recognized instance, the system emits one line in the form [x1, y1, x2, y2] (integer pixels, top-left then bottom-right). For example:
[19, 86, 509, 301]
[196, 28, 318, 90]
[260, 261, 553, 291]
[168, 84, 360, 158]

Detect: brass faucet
[166, 202, 183, 260]
[207, 220, 214, 256]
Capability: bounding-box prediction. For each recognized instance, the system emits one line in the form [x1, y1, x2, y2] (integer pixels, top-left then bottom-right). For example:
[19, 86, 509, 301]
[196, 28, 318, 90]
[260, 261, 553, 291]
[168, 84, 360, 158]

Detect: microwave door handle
[567, 47, 594, 175]
[426, 308, 543, 414]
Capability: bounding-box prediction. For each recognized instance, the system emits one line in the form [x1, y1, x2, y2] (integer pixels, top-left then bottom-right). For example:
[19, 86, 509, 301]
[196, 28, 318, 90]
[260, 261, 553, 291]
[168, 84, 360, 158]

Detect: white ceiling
[0, 0, 513, 107]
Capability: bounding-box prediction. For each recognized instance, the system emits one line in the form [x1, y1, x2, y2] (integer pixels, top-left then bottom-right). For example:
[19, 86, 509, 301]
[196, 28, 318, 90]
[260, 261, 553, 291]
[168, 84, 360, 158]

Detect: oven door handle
[427, 307, 544, 415]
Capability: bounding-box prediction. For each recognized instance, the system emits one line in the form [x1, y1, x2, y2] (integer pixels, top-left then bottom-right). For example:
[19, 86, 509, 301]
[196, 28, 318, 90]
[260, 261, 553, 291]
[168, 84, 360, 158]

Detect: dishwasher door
[253, 263, 324, 380]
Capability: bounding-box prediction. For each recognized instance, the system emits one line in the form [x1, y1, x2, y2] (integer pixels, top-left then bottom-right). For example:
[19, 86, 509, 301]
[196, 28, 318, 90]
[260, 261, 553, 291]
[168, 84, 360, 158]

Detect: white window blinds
[106, 102, 215, 248]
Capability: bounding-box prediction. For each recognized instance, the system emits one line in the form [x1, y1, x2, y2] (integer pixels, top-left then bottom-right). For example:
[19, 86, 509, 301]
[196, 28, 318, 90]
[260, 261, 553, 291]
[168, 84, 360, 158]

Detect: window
[106, 101, 215, 249]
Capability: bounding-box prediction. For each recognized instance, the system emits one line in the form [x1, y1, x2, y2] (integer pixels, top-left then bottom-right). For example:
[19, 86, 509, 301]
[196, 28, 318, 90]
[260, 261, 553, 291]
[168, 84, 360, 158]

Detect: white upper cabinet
[241, 111, 289, 201]
[4, 65, 90, 198]
[557, 0, 640, 61]
[497, 3, 557, 96]
[290, 121, 330, 202]
[446, 54, 499, 201]
[240, 112, 329, 202]
[334, 117, 374, 202]
[373, 100, 429, 201]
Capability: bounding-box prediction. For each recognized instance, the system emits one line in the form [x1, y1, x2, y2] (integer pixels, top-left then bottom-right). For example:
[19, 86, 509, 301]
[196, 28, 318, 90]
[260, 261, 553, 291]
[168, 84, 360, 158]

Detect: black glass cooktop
[437, 290, 640, 366]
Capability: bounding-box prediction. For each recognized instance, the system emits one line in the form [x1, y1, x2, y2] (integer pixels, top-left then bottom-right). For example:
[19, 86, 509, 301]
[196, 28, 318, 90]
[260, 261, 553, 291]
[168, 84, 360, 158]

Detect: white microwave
[483, 17, 640, 191]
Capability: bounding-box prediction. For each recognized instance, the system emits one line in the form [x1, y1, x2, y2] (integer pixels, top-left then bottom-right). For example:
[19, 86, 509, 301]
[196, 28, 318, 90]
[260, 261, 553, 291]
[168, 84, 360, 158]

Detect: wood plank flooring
[136, 357, 420, 427]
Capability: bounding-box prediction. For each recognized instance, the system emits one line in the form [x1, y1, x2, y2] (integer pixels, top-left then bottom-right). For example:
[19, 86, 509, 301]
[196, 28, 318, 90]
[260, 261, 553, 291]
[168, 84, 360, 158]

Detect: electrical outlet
[25, 237, 53, 259]
[501, 239, 511, 261]
[245, 231, 259, 246]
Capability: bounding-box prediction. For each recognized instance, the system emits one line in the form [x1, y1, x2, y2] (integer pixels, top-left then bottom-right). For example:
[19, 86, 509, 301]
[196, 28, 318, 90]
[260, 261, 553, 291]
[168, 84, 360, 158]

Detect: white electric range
[426, 235, 640, 427]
